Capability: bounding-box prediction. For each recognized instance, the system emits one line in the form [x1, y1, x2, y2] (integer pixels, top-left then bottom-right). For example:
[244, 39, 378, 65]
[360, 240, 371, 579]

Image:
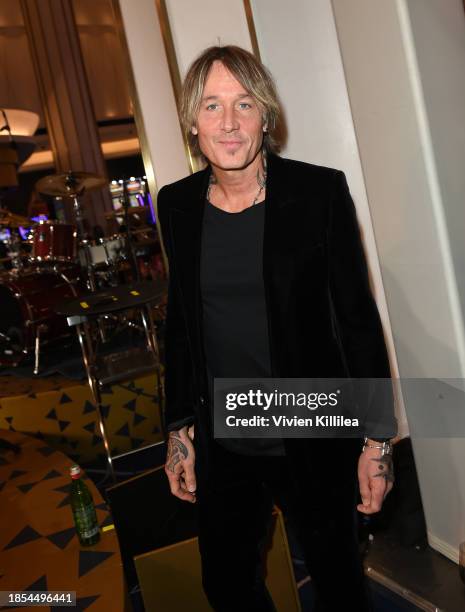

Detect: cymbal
[36, 171, 106, 198]
[0, 208, 31, 228]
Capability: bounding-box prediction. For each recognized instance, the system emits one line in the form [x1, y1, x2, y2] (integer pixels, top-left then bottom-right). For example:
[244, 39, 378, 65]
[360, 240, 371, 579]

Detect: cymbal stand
[72, 191, 98, 293]
[121, 179, 140, 283]
[71, 187, 107, 346]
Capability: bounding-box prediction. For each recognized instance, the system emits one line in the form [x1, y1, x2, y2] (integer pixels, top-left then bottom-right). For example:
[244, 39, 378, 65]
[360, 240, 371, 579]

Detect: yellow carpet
[0, 373, 164, 464]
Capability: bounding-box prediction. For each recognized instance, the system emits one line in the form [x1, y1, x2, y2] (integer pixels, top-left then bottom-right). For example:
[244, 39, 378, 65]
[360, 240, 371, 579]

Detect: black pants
[196, 438, 373, 612]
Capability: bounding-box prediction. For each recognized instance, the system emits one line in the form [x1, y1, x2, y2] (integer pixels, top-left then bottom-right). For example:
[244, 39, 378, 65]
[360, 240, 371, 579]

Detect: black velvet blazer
[157, 153, 394, 464]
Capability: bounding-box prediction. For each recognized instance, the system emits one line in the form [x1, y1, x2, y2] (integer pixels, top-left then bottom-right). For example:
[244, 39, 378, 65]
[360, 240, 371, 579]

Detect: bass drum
[0, 268, 81, 366]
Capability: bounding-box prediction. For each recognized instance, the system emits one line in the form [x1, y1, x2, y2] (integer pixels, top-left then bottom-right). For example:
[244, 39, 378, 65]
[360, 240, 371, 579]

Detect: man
[158, 45, 396, 612]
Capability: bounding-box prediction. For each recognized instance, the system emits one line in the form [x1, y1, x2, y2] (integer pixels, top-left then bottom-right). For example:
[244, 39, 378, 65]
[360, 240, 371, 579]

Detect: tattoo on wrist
[371, 455, 394, 482]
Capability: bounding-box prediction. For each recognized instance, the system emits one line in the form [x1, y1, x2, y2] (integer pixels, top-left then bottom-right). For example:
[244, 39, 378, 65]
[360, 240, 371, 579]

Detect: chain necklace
[207, 153, 267, 208]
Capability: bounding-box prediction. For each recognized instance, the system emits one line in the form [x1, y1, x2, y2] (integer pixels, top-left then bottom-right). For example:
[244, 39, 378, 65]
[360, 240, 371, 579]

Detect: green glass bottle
[70, 464, 100, 546]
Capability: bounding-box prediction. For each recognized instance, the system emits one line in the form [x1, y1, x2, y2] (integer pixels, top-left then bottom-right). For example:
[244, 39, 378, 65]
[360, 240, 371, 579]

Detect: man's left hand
[357, 442, 394, 514]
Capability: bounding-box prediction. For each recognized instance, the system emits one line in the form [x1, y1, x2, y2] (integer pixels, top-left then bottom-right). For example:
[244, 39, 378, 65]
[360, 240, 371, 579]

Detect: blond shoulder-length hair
[180, 45, 282, 158]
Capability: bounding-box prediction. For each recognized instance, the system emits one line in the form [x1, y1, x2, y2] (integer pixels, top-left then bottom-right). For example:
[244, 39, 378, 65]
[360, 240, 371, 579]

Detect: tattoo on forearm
[371, 455, 394, 483]
[166, 434, 189, 473]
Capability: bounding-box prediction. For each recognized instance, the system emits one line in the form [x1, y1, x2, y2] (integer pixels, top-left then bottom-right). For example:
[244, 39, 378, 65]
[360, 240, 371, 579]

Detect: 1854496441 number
[0, 591, 76, 607]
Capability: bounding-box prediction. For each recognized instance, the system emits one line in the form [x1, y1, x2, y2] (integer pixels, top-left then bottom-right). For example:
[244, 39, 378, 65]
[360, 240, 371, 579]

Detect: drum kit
[0, 170, 161, 373]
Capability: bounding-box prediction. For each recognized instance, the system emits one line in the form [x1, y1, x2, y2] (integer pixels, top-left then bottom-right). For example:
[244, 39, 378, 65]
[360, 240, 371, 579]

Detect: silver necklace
[207, 154, 267, 208]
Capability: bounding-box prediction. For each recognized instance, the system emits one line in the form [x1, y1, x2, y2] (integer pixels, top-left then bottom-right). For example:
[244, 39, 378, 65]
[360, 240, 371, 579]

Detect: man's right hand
[165, 425, 196, 503]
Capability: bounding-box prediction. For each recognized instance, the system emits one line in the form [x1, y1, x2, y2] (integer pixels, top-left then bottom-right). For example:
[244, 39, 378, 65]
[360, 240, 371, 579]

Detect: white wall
[403, 0, 465, 564]
[332, 0, 465, 562]
[165, 0, 253, 78]
[406, 0, 465, 334]
[251, 0, 407, 436]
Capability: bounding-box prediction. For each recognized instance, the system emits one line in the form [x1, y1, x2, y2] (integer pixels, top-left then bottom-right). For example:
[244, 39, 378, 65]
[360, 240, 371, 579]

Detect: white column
[332, 0, 465, 562]
[251, 0, 406, 435]
[116, 0, 190, 191]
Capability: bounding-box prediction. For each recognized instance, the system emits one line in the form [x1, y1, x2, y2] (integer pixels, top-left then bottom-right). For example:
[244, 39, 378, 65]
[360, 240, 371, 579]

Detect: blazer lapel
[263, 153, 297, 375]
[169, 166, 211, 369]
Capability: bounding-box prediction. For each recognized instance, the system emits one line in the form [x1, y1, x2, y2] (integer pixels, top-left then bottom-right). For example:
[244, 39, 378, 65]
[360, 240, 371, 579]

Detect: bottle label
[73, 505, 99, 539]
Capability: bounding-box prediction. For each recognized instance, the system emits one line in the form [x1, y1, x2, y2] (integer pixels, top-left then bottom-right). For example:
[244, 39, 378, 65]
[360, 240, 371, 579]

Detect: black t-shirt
[200, 199, 285, 456]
